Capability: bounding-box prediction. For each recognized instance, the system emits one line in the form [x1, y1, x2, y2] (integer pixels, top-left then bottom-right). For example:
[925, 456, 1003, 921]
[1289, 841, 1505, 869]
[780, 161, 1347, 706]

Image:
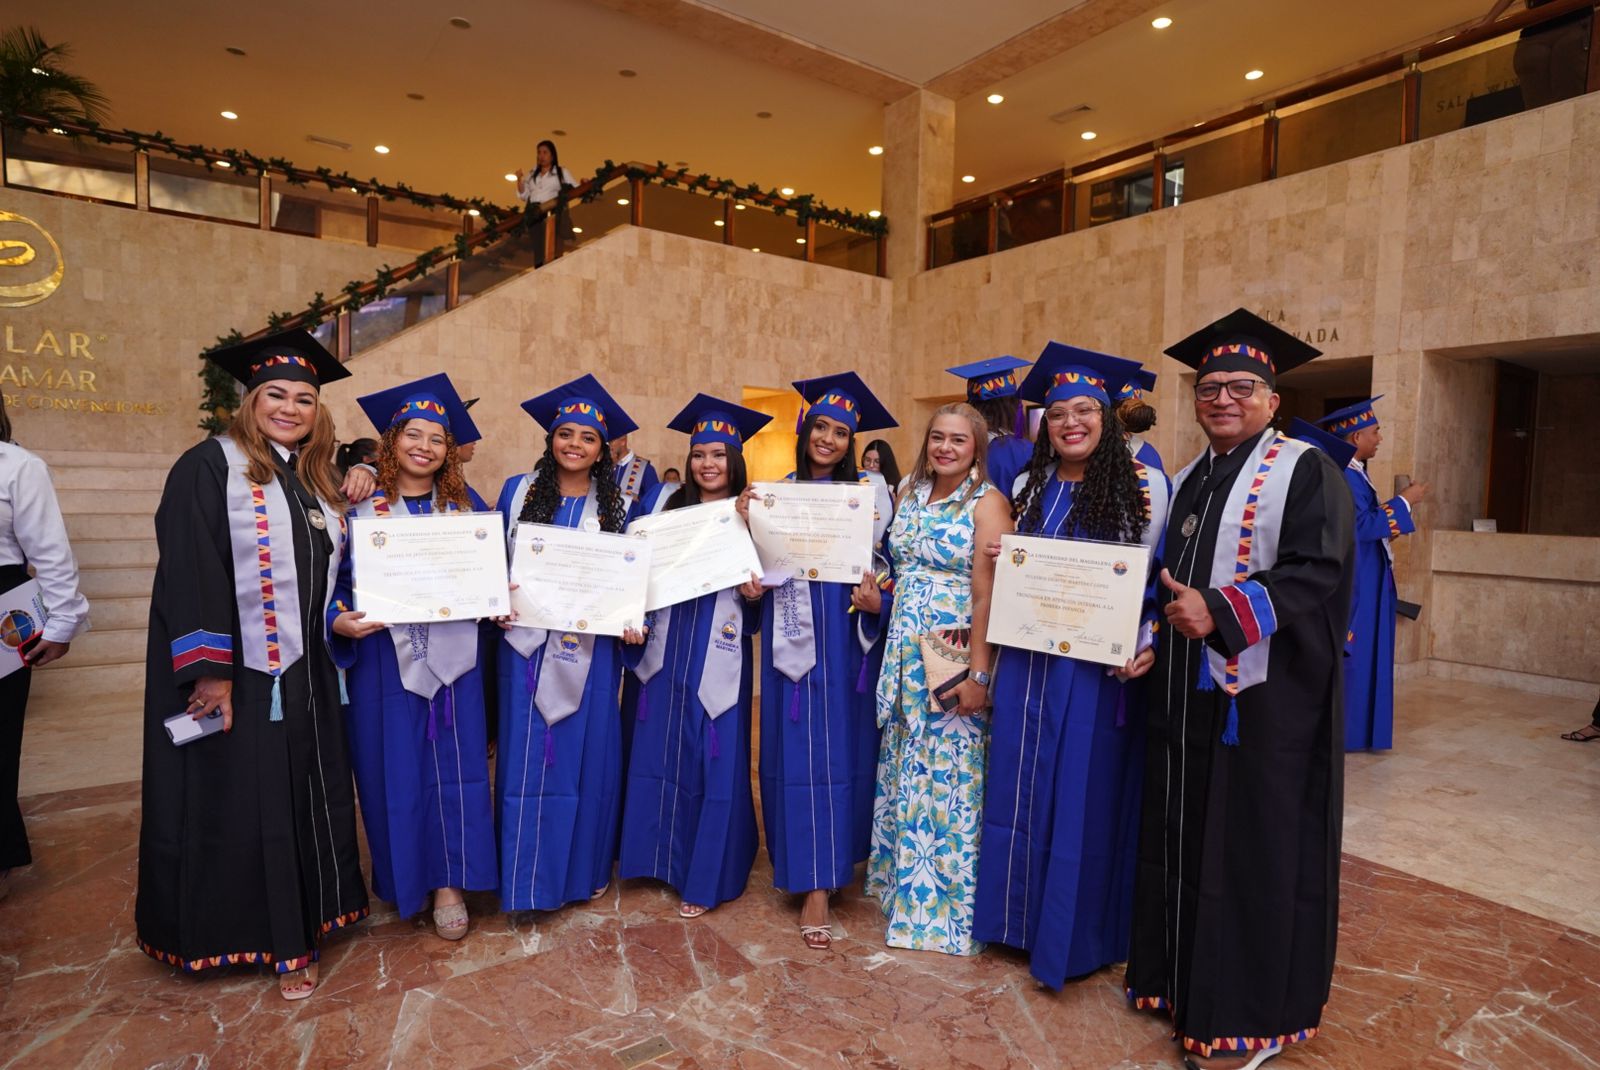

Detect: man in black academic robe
[1124, 310, 1355, 1070]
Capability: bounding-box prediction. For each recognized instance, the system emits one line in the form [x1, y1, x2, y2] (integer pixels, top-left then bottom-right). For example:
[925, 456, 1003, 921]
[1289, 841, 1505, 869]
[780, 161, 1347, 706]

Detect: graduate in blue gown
[619, 395, 772, 916]
[974, 344, 1170, 989]
[330, 374, 498, 939]
[948, 356, 1034, 499]
[739, 371, 895, 950]
[1315, 398, 1423, 752]
[493, 375, 646, 911]
[1117, 368, 1165, 475]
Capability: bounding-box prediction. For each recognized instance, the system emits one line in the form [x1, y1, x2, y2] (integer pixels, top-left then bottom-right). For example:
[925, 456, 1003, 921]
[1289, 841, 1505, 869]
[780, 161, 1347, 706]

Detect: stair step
[55, 627, 146, 667]
[49, 466, 168, 491]
[85, 595, 150, 631]
[56, 488, 161, 514]
[73, 539, 157, 569]
[33, 449, 177, 470]
[79, 567, 154, 599]
[65, 513, 156, 541]
[17, 688, 143, 796]
[31, 658, 143, 690]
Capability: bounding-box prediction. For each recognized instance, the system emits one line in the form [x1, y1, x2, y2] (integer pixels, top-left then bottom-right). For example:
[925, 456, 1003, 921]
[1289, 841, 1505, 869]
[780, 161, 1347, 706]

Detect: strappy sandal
[278, 963, 318, 1002]
[800, 924, 833, 950]
[432, 901, 469, 941]
[1183, 1046, 1281, 1070]
[1560, 725, 1600, 742]
[678, 902, 709, 919]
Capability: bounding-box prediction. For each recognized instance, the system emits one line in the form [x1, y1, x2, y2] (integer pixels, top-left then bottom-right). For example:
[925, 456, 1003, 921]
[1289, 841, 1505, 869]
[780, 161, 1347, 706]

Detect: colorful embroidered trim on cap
[1325, 408, 1376, 433]
[693, 418, 742, 441]
[248, 354, 314, 376]
[1181, 1026, 1319, 1058]
[816, 392, 856, 413]
[391, 398, 449, 426]
[250, 482, 282, 678]
[1221, 435, 1285, 694]
[558, 400, 606, 427]
[1201, 342, 1273, 371]
[1052, 371, 1106, 391]
[967, 371, 1019, 400]
[1118, 382, 1144, 402]
[171, 629, 232, 673]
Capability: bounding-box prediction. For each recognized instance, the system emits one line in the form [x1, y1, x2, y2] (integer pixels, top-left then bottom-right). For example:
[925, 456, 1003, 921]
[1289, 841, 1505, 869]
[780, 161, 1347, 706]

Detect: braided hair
[517, 430, 627, 531]
[1012, 400, 1148, 542]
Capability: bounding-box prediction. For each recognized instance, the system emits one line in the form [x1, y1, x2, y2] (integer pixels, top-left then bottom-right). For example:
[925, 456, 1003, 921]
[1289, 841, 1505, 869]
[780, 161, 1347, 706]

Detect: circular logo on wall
[0, 210, 65, 308]
[0, 609, 40, 650]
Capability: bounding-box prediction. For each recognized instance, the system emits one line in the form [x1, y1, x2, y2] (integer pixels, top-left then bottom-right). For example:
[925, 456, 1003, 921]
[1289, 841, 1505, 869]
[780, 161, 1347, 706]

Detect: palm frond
[0, 25, 110, 125]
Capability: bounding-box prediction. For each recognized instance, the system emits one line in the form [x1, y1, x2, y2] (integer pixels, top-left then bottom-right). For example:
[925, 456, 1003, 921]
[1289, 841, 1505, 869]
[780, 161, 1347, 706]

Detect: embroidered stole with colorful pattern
[616, 455, 648, 505]
[216, 436, 344, 721]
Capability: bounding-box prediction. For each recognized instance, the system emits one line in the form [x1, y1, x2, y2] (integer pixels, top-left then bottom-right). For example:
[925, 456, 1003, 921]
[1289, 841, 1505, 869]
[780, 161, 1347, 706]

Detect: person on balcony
[1490, 0, 1595, 109]
[517, 139, 576, 267]
[0, 405, 91, 902]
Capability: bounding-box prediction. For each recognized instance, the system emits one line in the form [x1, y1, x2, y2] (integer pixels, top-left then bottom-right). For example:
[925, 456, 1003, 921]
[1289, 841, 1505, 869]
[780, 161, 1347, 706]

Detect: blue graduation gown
[1342, 463, 1414, 751]
[493, 482, 633, 911]
[974, 469, 1168, 988]
[331, 489, 498, 920]
[619, 588, 760, 909]
[988, 434, 1034, 502]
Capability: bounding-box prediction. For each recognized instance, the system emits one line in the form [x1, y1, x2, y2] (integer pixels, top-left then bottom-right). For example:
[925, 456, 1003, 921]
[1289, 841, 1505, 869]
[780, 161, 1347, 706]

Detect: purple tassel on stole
[789, 683, 801, 723]
[543, 730, 556, 766]
[1220, 695, 1240, 746]
[855, 655, 872, 694]
[440, 686, 454, 732]
[426, 696, 439, 741]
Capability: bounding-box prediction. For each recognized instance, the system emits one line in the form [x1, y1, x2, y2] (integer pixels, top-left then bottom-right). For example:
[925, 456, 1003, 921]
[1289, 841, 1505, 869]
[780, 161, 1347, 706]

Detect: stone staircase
[21, 448, 167, 794]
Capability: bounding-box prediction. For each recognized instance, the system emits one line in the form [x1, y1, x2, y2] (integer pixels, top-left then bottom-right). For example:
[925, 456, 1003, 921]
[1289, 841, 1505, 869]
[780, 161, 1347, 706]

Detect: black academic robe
[1124, 428, 1354, 1059]
[136, 440, 367, 975]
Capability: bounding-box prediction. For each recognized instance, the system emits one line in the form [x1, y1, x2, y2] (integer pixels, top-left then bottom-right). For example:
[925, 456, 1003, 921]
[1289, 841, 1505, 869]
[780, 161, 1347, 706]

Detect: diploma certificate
[626, 498, 762, 611]
[746, 481, 874, 585]
[987, 534, 1151, 667]
[0, 580, 48, 680]
[510, 524, 651, 636]
[351, 513, 510, 624]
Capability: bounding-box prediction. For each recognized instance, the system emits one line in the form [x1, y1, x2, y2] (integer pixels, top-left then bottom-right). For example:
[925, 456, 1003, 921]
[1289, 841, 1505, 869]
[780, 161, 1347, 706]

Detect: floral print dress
[865, 472, 990, 955]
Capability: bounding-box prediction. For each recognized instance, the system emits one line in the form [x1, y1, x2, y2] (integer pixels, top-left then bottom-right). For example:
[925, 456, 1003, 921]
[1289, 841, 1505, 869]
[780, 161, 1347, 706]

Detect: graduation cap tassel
[269, 677, 284, 722]
[1221, 695, 1241, 747]
[1196, 660, 1215, 692]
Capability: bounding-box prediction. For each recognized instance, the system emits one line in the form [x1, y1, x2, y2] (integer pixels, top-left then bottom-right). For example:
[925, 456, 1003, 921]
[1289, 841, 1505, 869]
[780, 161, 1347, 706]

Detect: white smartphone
[164, 709, 225, 746]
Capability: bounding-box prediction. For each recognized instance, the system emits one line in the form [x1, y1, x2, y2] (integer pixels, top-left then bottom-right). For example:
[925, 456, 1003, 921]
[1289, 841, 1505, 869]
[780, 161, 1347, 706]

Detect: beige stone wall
[0, 185, 394, 456]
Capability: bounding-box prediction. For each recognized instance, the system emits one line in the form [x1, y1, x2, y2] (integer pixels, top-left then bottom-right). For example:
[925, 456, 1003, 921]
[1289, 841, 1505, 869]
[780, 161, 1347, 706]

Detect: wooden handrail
[930, 0, 1596, 224]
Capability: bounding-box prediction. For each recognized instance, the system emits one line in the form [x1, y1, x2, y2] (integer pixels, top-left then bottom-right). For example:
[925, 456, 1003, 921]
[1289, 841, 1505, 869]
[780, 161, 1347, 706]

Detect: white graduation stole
[635, 587, 744, 720]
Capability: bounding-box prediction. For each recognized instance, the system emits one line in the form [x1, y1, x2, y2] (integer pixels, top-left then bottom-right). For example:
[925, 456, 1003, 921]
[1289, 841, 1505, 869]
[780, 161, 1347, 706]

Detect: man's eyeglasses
[1194, 379, 1265, 403]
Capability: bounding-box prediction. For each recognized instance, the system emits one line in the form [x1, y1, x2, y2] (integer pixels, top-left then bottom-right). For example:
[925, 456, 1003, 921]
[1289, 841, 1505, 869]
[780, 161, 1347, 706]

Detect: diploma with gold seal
[986, 533, 1150, 667]
[626, 497, 762, 611]
[746, 480, 874, 585]
[510, 523, 652, 636]
[351, 512, 510, 624]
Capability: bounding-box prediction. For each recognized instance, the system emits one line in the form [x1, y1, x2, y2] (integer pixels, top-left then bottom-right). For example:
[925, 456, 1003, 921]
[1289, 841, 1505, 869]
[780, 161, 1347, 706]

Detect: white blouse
[517, 166, 576, 205]
[0, 441, 90, 643]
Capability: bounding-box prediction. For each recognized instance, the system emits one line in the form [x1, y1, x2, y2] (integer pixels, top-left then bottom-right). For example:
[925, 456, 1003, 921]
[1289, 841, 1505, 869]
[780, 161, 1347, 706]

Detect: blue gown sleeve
[326, 508, 360, 670]
[1348, 469, 1415, 543]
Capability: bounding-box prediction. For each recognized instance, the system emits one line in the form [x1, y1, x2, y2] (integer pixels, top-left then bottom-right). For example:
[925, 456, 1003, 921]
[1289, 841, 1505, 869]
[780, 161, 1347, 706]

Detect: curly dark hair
[794, 412, 860, 482]
[665, 447, 749, 510]
[1012, 400, 1148, 542]
[517, 431, 627, 531]
[375, 423, 472, 510]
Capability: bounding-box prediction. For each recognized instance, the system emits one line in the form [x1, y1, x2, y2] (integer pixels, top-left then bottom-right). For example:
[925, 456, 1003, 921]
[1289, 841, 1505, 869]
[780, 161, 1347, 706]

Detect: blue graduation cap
[667, 393, 773, 451]
[520, 373, 638, 439]
[1018, 342, 1144, 408]
[946, 356, 1030, 402]
[1287, 417, 1358, 470]
[792, 371, 897, 434]
[1117, 368, 1159, 403]
[1316, 395, 1384, 438]
[356, 373, 482, 445]
[1164, 308, 1320, 387]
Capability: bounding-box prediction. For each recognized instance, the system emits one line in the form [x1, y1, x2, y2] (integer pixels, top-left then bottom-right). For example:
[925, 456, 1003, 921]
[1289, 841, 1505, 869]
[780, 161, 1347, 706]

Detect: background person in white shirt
[516, 140, 577, 266]
[0, 406, 90, 897]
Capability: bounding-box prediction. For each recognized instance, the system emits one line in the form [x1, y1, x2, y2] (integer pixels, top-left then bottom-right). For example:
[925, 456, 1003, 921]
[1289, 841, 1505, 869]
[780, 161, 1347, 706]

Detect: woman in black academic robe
[135, 332, 370, 1002]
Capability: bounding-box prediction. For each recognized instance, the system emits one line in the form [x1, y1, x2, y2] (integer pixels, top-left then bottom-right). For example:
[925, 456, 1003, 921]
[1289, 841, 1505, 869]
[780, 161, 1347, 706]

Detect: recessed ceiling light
[961, 175, 976, 183]
[868, 145, 884, 156]
[617, 197, 630, 206]
[406, 92, 425, 101]
[504, 172, 517, 181]
[467, 208, 480, 217]
[448, 16, 471, 29]
[215, 160, 231, 168]
[1151, 16, 1173, 29]
[349, 186, 360, 193]
[756, 111, 772, 119]
[571, 226, 583, 234]
[986, 93, 1004, 105]
[868, 210, 881, 218]
[752, 247, 761, 252]
[220, 110, 238, 120]
[713, 219, 725, 227]
[734, 204, 746, 210]
[618, 69, 637, 78]
[796, 238, 806, 244]
[49, 127, 65, 135]
[674, 160, 688, 167]
[1245, 69, 1264, 81]
[225, 46, 246, 56]
[552, 129, 567, 136]
[374, 144, 390, 154]
[1081, 131, 1097, 140]
[780, 187, 795, 196]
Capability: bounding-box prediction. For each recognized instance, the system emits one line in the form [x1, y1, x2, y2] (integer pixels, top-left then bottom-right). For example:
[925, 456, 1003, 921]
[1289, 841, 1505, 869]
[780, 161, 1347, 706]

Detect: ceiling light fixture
[796, 238, 806, 244]
[618, 68, 637, 78]
[756, 111, 772, 119]
[1081, 131, 1097, 140]
[504, 172, 517, 181]
[713, 219, 725, 227]
[868, 210, 881, 218]
[220, 110, 238, 120]
[617, 198, 630, 206]
[467, 208, 480, 217]
[552, 129, 567, 136]
[571, 226, 583, 234]
[215, 160, 231, 168]
[752, 247, 761, 252]
[349, 186, 360, 193]
[448, 16, 471, 29]
[868, 145, 884, 155]
[780, 187, 795, 196]
[734, 204, 746, 210]
[987, 93, 1004, 104]
[1245, 69, 1264, 80]
[961, 175, 976, 183]
[225, 46, 246, 56]
[374, 144, 391, 154]
[1152, 16, 1173, 29]
[49, 127, 65, 135]
[406, 92, 425, 101]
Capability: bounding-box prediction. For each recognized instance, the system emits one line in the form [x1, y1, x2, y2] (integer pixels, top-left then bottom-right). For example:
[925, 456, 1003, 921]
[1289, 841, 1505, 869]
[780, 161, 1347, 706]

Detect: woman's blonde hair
[910, 402, 989, 506]
[375, 420, 472, 510]
[228, 383, 346, 507]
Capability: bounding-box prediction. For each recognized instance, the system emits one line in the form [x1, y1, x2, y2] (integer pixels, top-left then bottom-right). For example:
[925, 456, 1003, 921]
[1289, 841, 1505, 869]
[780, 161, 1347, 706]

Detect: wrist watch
[971, 669, 992, 687]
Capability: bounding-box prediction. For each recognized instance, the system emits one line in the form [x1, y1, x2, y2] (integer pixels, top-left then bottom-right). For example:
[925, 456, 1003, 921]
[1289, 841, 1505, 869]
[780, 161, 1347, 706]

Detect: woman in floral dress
[865, 403, 1012, 955]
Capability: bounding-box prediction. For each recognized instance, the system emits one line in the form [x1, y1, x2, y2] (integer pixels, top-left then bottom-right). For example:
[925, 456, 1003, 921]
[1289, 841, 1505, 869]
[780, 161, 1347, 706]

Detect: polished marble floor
[2, 675, 1596, 1069]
